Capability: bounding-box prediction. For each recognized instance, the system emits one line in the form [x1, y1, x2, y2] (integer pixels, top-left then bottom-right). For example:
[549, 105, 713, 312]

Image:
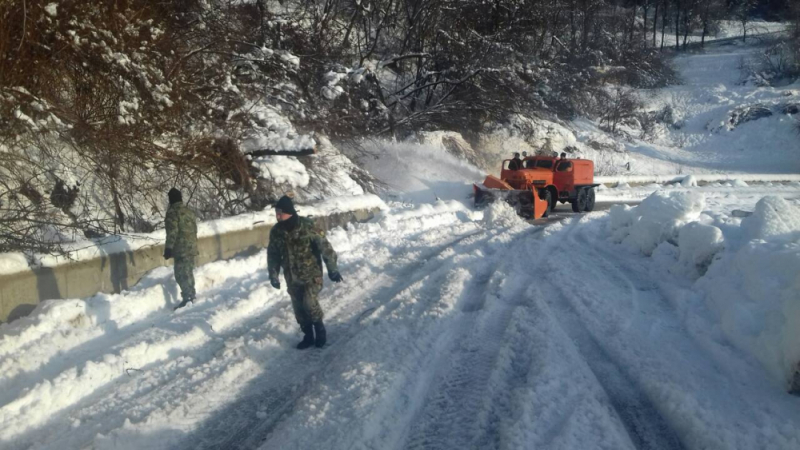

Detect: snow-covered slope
[417, 35, 800, 179]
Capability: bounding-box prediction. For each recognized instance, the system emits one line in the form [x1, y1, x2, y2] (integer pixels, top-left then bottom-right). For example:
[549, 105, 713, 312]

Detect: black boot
[173, 297, 194, 311]
[296, 324, 315, 350]
[313, 321, 326, 348]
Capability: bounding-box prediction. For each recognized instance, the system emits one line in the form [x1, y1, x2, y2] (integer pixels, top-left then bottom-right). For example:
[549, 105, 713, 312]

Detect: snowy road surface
[2, 194, 800, 450]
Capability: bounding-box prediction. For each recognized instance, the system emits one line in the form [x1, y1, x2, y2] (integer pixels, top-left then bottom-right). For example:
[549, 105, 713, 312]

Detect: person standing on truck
[508, 152, 523, 170]
[164, 188, 198, 311]
[268, 195, 343, 349]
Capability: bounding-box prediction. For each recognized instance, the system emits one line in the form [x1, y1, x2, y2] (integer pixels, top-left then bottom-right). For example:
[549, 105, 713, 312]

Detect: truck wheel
[572, 189, 587, 212]
[584, 188, 596, 212]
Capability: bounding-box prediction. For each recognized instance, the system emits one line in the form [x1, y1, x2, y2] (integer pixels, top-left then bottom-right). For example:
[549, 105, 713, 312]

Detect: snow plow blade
[474, 182, 546, 220]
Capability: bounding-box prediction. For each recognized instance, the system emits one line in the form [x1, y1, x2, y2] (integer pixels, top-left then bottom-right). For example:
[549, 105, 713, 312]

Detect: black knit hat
[275, 195, 296, 215]
[168, 188, 182, 204]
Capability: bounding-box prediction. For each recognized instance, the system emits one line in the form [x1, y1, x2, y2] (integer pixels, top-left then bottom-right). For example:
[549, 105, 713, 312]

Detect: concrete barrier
[0, 207, 379, 323]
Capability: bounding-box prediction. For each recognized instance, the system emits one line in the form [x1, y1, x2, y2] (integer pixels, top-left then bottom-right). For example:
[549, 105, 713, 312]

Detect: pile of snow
[676, 222, 724, 275]
[698, 196, 800, 386]
[609, 191, 800, 387]
[609, 191, 705, 255]
[0, 253, 29, 275]
[680, 175, 698, 187]
[482, 201, 528, 229]
[740, 196, 800, 243]
[356, 140, 485, 205]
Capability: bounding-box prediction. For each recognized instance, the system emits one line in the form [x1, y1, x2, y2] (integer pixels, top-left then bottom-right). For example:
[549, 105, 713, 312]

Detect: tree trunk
[570, 0, 577, 50]
[675, 1, 680, 51]
[701, 20, 707, 47]
[653, 2, 659, 47]
[661, 1, 668, 51]
[682, 8, 690, 50]
[742, 20, 747, 42]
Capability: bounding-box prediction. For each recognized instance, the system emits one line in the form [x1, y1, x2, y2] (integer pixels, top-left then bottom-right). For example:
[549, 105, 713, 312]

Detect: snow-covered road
[2, 195, 799, 450]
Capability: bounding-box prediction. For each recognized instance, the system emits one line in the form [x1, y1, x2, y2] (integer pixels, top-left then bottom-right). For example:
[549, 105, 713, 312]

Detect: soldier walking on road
[164, 188, 198, 311]
[268, 195, 342, 349]
[790, 363, 800, 396]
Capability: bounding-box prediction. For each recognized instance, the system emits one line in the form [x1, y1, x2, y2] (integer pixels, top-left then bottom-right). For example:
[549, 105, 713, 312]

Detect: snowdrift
[610, 191, 800, 386]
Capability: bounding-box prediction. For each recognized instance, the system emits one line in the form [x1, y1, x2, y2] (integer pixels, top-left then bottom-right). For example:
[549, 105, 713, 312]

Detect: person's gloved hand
[270, 278, 281, 289]
[163, 248, 173, 260]
[328, 271, 343, 283]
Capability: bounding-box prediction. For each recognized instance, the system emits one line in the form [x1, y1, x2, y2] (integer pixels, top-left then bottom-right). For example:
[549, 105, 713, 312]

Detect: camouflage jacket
[165, 201, 198, 258]
[268, 216, 338, 285]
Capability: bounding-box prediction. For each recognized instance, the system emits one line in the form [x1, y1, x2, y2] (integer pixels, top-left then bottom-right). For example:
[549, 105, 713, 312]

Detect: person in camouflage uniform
[790, 363, 800, 396]
[164, 188, 198, 311]
[268, 195, 342, 349]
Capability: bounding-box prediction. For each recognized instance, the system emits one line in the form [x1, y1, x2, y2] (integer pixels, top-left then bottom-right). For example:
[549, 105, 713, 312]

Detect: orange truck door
[553, 161, 575, 194]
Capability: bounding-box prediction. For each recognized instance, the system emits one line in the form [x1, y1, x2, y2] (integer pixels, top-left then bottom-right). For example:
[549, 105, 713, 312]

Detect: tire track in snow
[539, 216, 686, 450]
[401, 266, 512, 450]
[176, 229, 497, 449]
[400, 224, 564, 450]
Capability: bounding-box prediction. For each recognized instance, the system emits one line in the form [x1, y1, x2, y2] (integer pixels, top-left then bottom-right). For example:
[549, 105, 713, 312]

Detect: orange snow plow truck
[474, 155, 599, 219]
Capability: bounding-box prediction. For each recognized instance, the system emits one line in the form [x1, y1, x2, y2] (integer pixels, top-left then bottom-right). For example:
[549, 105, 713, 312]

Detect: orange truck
[474, 155, 599, 219]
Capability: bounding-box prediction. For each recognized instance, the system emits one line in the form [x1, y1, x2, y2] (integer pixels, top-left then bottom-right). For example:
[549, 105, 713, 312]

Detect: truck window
[535, 160, 553, 169]
[556, 161, 572, 172]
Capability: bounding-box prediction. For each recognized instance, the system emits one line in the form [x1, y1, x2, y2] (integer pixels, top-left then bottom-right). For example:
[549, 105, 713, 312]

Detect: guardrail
[0, 207, 380, 323]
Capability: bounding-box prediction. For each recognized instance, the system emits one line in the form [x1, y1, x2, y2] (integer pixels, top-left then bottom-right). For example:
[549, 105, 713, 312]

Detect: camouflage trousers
[174, 255, 196, 304]
[791, 363, 800, 394]
[287, 279, 323, 327]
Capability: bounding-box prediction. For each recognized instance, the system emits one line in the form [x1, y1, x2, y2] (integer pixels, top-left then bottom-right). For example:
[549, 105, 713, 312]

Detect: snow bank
[697, 197, 800, 385]
[609, 191, 705, 255]
[676, 222, 724, 276]
[376, 200, 478, 226]
[0, 253, 29, 275]
[482, 201, 528, 229]
[609, 192, 800, 387]
[740, 196, 800, 243]
[680, 175, 698, 187]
